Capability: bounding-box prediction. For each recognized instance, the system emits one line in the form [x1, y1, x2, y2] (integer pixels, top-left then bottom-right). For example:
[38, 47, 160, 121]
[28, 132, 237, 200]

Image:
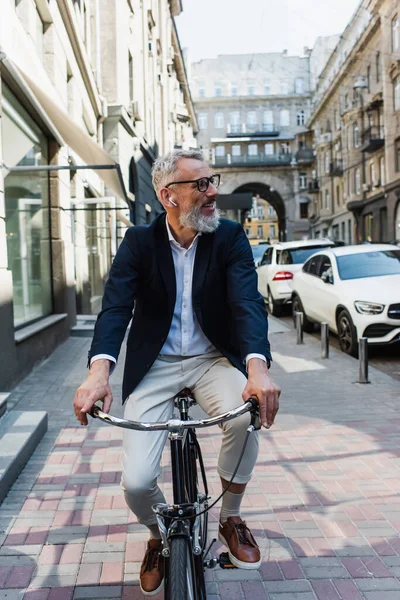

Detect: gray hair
[152, 149, 206, 196]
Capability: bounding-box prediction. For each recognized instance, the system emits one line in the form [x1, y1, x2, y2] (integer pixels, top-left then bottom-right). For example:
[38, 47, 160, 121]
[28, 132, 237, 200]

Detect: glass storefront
[1, 85, 52, 327]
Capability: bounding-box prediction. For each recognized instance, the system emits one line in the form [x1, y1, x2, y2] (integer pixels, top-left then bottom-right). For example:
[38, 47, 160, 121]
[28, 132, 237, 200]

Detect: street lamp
[353, 76, 368, 241]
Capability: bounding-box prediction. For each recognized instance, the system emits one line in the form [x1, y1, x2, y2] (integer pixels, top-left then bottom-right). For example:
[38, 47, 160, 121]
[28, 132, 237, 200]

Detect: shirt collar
[165, 217, 201, 250]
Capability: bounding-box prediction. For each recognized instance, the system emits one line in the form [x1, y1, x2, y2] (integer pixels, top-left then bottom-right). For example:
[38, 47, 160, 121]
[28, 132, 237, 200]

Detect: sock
[147, 523, 162, 540]
[220, 490, 245, 524]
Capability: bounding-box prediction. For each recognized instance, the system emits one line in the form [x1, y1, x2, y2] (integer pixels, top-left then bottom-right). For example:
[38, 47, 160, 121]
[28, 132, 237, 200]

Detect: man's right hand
[73, 359, 113, 426]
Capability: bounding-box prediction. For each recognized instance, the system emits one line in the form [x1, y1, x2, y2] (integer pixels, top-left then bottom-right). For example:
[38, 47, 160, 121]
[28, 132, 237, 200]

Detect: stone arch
[233, 182, 286, 241]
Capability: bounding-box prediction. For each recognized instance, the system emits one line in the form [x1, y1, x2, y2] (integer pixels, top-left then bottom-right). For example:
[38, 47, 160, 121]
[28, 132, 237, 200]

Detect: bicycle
[90, 388, 260, 600]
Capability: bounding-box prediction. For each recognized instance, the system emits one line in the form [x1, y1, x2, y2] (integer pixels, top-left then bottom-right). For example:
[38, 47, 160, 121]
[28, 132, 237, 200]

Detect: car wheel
[267, 287, 282, 317]
[337, 309, 358, 357]
[292, 294, 314, 333]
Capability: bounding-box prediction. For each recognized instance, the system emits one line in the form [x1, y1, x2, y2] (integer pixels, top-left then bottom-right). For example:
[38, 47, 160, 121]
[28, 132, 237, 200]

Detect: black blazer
[88, 213, 272, 402]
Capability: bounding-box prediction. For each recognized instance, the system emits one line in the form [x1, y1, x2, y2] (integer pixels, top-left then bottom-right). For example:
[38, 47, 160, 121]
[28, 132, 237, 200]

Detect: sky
[176, 0, 362, 63]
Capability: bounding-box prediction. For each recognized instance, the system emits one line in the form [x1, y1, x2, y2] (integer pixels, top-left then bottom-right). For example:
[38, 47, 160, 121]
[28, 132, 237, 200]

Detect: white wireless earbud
[169, 198, 177, 207]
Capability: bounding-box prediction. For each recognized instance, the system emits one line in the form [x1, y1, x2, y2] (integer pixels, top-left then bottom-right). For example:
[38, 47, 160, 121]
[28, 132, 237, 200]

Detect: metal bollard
[358, 337, 370, 383]
[321, 323, 329, 359]
[295, 311, 303, 345]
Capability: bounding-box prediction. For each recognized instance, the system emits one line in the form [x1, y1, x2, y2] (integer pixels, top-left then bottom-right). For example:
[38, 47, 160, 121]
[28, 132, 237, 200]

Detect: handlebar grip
[89, 405, 101, 418]
[247, 397, 259, 411]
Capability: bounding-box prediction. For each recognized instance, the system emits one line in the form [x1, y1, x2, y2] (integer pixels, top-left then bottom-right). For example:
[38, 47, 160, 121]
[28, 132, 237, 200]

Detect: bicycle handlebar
[89, 398, 258, 433]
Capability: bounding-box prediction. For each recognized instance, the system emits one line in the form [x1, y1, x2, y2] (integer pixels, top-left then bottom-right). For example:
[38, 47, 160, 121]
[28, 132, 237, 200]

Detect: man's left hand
[243, 358, 280, 429]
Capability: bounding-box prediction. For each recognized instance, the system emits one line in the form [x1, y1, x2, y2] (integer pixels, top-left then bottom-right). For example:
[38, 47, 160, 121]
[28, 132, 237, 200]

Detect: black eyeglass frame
[165, 174, 221, 193]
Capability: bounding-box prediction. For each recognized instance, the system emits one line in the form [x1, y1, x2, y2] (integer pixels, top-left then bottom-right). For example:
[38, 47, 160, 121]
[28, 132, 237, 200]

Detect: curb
[0, 410, 48, 504]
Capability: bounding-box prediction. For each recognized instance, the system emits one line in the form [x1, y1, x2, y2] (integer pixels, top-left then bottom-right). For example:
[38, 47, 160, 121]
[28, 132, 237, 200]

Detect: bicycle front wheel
[166, 536, 195, 600]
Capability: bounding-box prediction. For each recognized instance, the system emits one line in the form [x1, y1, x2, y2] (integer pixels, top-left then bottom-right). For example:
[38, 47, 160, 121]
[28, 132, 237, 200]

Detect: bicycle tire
[166, 537, 193, 600]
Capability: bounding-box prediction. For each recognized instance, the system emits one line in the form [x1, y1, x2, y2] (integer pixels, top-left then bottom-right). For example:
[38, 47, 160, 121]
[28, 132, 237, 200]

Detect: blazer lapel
[192, 232, 215, 304]
[154, 214, 176, 312]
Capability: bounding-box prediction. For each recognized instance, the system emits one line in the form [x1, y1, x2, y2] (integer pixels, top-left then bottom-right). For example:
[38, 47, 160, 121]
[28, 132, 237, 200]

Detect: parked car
[251, 242, 270, 268]
[256, 239, 336, 316]
[290, 244, 400, 356]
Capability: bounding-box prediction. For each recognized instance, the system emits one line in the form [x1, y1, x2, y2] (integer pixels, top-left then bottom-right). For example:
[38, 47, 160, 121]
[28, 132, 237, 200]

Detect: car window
[337, 250, 400, 280]
[307, 255, 323, 276]
[260, 247, 273, 266]
[251, 244, 269, 262]
[275, 250, 281, 264]
[278, 245, 334, 265]
[318, 255, 334, 283]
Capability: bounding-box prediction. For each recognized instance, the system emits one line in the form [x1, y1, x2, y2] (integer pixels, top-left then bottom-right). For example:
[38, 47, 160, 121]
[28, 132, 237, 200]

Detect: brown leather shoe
[139, 538, 164, 596]
[219, 516, 261, 569]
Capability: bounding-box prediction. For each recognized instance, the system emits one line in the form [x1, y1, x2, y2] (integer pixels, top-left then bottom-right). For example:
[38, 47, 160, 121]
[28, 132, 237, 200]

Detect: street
[1, 318, 400, 599]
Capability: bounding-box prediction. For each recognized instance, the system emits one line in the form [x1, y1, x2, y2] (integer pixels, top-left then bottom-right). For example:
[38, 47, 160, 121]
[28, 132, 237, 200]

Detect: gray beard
[179, 203, 221, 233]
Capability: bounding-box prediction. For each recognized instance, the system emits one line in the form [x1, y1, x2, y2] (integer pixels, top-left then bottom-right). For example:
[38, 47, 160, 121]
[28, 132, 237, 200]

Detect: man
[73, 149, 280, 596]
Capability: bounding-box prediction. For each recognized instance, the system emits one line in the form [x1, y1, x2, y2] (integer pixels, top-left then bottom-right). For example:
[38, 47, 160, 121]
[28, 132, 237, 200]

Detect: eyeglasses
[165, 174, 221, 193]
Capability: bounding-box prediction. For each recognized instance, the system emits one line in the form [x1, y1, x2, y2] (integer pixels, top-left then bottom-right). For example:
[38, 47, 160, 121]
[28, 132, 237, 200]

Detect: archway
[233, 182, 286, 241]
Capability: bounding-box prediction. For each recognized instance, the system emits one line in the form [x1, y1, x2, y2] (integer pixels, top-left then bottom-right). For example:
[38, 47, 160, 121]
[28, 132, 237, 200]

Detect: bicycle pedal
[219, 552, 237, 569]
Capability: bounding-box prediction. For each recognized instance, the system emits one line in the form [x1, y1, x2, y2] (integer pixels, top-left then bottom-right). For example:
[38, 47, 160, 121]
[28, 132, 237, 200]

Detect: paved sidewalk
[1, 320, 400, 599]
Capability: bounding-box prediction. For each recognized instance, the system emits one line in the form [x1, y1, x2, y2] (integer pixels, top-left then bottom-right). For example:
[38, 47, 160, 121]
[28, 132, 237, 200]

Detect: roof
[327, 244, 400, 257]
[273, 239, 334, 250]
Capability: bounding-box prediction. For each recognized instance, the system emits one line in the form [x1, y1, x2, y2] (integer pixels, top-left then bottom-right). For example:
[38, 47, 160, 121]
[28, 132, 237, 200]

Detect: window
[341, 221, 345, 241]
[364, 213, 373, 242]
[376, 52, 381, 83]
[248, 144, 258, 156]
[297, 110, 305, 126]
[325, 189, 330, 209]
[295, 77, 304, 94]
[304, 255, 323, 276]
[198, 82, 206, 97]
[394, 75, 400, 111]
[260, 247, 273, 266]
[215, 145, 225, 156]
[247, 80, 255, 95]
[392, 15, 399, 51]
[264, 143, 274, 155]
[325, 152, 329, 174]
[247, 111, 257, 127]
[370, 161, 376, 185]
[299, 173, 307, 189]
[270, 224, 276, 237]
[281, 142, 290, 154]
[334, 109, 340, 130]
[197, 113, 208, 129]
[230, 111, 240, 125]
[264, 80, 271, 94]
[232, 144, 241, 156]
[300, 202, 308, 219]
[257, 225, 263, 238]
[280, 110, 289, 126]
[257, 206, 264, 218]
[129, 53, 134, 103]
[280, 81, 288, 95]
[396, 138, 400, 172]
[263, 110, 273, 128]
[214, 82, 222, 97]
[2, 85, 52, 327]
[231, 83, 238, 96]
[380, 156, 385, 185]
[348, 219, 352, 244]
[355, 168, 361, 194]
[353, 122, 359, 148]
[319, 256, 333, 281]
[214, 113, 224, 129]
[336, 184, 340, 206]
[380, 207, 388, 242]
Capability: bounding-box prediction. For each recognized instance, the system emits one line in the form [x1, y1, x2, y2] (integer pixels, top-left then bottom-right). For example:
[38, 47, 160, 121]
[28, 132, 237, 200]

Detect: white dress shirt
[91, 219, 266, 370]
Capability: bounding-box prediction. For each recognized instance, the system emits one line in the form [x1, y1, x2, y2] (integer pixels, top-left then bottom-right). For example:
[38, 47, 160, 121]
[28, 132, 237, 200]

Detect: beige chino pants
[121, 351, 259, 526]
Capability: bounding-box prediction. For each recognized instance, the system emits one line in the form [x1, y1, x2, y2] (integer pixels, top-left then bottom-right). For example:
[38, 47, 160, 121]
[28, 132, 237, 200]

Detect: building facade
[190, 52, 318, 240]
[307, 0, 400, 244]
[0, 0, 196, 391]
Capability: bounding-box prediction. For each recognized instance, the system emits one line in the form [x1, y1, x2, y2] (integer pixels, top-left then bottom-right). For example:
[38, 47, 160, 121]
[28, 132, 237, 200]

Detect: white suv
[256, 239, 336, 316]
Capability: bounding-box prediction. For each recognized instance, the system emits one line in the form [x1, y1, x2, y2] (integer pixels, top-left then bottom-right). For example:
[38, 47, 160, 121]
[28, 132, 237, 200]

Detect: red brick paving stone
[312, 580, 341, 600]
[241, 581, 267, 599]
[81, 484, 97, 497]
[39, 545, 65, 565]
[388, 538, 400, 554]
[308, 537, 335, 557]
[359, 504, 385, 520]
[52, 511, 73, 527]
[290, 538, 315, 557]
[362, 556, 393, 577]
[24, 590, 50, 600]
[26, 527, 49, 545]
[87, 524, 108, 542]
[218, 582, 243, 599]
[260, 560, 283, 581]
[100, 562, 124, 584]
[107, 524, 127, 542]
[263, 523, 285, 538]
[249, 494, 268, 507]
[333, 579, 364, 600]
[369, 538, 398, 556]
[76, 563, 101, 585]
[0, 566, 11, 587]
[126, 541, 146, 562]
[94, 495, 113, 510]
[71, 510, 91, 526]
[333, 520, 360, 538]
[6, 566, 35, 588]
[60, 543, 83, 564]
[274, 509, 295, 521]
[22, 499, 42, 511]
[48, 587, 74, 600]
[278, 559, 304, 579]
[122, 585, 163, 600]
[111, 496, 127, 510]
[40, 500, 60, 511]
[100, 472, 117, 483]
[341, 557, 372, 578]
[4, 531, 28, 545]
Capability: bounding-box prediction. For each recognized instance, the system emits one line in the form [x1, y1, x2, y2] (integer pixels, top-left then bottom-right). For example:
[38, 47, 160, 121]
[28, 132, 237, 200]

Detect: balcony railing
[308, 180, 320, 193]
[329, 159, 343, 176]
[361, 126, 385, 153]
[296, 148, 315, 163]
[213, 153, 293, 167]
[226, 124, 279, 137]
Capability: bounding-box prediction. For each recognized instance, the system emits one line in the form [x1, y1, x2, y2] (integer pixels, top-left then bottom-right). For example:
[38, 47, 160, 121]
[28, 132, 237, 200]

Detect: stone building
[190, 52, 321, 240]
[0, 0, 196, 391]
[307, 0, 400, 244]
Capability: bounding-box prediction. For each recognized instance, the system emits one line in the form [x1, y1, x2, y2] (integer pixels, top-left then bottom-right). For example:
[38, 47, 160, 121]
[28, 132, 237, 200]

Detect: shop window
[1, 85, 52, 327]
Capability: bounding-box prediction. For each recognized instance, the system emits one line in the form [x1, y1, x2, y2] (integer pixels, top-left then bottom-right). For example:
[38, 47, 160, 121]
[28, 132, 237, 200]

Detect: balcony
[213, 153, 293, 167]
[361, 126, 385, 153]
[226, 123, 279, 137]
[329, 159, 343, 177]
[296, 148, 315, 164]
[308, 180, 320, 193]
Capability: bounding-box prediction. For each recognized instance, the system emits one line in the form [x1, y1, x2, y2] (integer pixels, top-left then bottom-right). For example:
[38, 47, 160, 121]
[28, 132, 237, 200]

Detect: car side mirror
[321, 273, 333, 284]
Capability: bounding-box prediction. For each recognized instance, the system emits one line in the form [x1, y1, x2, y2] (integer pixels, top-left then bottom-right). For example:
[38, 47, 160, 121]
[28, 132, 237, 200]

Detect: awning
[0, 55, 127, 201]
